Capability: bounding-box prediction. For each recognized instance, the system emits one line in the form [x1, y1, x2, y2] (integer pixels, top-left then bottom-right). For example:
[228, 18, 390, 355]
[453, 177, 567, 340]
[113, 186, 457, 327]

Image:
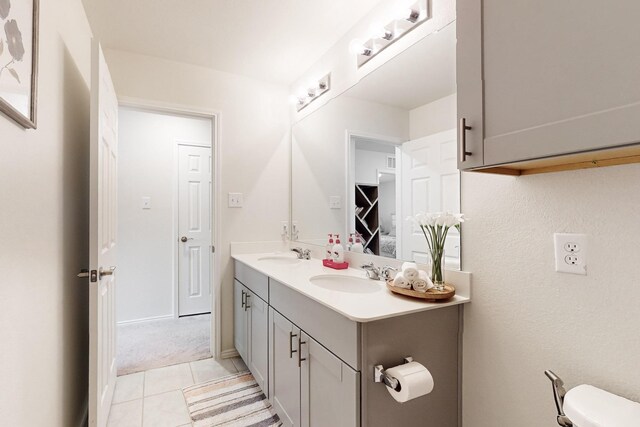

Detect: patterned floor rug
[183, 371, 282, 426]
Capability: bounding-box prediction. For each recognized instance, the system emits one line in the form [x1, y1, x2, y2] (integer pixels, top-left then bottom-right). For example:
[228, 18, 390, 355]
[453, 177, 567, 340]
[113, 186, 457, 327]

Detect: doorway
[116, 106, 217, 375]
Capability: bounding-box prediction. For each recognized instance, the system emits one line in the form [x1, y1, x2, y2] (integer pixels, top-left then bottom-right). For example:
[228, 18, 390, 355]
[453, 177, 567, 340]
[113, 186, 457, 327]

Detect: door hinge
[211, 245, 215, 253]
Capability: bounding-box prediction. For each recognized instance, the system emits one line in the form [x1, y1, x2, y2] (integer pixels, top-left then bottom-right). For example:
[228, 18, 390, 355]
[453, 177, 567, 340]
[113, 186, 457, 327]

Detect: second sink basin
[309, 275, 381, 294]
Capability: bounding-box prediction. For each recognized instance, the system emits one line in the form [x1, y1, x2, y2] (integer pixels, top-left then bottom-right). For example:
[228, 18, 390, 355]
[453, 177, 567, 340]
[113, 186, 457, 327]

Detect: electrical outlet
[554, 233, 587, 275]
[228, 192, 243, 208]
[141, 196, 151, 209]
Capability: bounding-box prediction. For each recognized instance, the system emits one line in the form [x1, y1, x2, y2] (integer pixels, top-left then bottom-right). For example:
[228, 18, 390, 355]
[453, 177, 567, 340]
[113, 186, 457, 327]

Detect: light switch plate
[329, 196, 341, 209]
[141, 196, 151, 209]
[554, 233, 588, 275]
[228, 192, 243, 208]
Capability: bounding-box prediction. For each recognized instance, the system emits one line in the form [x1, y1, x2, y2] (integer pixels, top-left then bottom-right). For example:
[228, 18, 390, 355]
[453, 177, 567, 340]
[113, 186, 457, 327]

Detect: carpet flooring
[117, 313, 211, 375]
[183, 371, 281, 427]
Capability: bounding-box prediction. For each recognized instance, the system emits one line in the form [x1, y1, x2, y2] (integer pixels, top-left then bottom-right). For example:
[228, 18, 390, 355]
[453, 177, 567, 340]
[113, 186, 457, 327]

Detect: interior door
[269, 309, 301, 427]
[178, 144, 212, 316]
[88, 41, 118, 427]
[400, 129, 460, 268]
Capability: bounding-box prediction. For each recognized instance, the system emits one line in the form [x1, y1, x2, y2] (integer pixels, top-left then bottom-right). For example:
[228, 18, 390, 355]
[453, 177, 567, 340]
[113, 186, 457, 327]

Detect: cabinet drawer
[234, 260, 269, 302]
[269, 278, 360, 370]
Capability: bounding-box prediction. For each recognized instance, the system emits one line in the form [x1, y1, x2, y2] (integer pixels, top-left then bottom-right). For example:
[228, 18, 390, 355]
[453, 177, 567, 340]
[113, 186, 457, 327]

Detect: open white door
[88, 41, 118, 427]
[399, 129, 460, 267]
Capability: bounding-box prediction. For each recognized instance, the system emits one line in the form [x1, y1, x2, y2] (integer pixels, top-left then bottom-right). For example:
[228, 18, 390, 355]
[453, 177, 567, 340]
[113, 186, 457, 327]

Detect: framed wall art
[0, 0, 39, 129]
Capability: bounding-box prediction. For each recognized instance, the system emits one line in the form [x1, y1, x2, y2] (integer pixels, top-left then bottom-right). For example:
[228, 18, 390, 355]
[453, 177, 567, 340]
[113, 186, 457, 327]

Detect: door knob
[180, 236, 194, 242]
[99, 266, 116, 279]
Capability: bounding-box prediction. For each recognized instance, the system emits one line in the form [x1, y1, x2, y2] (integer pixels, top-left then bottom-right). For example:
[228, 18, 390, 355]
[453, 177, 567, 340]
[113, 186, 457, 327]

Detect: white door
[88, 41, 118, 427]
[178, 144, 212, 316]
[399, 129, 460, 268]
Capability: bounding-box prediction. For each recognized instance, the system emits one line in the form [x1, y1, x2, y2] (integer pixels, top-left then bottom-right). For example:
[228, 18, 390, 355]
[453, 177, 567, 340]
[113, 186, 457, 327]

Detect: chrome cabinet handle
[289, 332, 298, 359]
[298, 338, 307, 367]
[241, 290, 246, 309]
[180, 236, 194, 243]
[244, 294, 251, 311]
[459, 117, 473, 162]
[99, 266, 116, 279]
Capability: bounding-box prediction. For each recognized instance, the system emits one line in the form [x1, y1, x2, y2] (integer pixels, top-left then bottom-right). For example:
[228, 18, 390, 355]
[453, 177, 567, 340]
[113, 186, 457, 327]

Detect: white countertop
[232, 252, 471, 323]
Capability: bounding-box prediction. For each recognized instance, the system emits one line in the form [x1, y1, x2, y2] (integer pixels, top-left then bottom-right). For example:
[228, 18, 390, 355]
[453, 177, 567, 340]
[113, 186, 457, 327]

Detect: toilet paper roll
[384, 361, 434, 403]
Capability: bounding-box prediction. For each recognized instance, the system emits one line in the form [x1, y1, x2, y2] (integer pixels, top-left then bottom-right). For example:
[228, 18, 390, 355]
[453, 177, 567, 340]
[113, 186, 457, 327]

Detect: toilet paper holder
[544, 370, 574, 427]
[374, 356, 413, 392]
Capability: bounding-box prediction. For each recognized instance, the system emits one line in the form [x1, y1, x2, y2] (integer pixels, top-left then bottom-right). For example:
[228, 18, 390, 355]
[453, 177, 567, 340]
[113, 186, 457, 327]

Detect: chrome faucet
[291, 247, 311, 260]
[361, 262, 381, 280]
[361, 263, 397, 281]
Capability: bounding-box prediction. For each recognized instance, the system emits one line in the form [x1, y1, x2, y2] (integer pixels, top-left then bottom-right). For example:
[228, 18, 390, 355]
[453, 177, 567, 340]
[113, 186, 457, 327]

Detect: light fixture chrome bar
[296, 73, 331, 112]
[355, 0, 430, 68]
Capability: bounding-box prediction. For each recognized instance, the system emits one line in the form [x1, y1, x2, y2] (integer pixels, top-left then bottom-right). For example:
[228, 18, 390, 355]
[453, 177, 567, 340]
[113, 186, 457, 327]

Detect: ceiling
[344, 20, 456, 110]
[81, 0, 384, 85]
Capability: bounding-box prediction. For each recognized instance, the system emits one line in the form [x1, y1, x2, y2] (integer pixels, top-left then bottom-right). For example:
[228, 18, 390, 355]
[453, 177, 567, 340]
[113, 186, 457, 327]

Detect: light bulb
[289, 95, 304, 105]
[349, 39, 372, 56]
[369, 22, 393, 40]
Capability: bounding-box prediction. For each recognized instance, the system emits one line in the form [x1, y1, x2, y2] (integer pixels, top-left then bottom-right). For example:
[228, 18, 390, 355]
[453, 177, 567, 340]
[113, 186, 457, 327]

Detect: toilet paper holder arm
[544, 370, 574, 427]
[374, 357, 413, 392]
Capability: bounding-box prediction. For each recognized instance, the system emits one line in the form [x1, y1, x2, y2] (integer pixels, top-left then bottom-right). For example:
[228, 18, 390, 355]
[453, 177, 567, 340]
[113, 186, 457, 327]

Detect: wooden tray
[385, 281, 455, 302]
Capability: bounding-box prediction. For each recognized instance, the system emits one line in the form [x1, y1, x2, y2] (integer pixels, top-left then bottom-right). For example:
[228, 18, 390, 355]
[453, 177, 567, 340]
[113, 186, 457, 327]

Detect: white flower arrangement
[407, 212, 466, 287]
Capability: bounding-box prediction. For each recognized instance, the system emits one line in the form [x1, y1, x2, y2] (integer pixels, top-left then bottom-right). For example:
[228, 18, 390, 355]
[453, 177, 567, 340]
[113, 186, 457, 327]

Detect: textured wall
[461, 164, 640, 426]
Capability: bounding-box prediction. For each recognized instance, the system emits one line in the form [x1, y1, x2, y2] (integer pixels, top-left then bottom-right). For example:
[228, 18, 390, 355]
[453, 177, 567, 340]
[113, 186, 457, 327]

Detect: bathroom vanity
[232, 253, 470, 427]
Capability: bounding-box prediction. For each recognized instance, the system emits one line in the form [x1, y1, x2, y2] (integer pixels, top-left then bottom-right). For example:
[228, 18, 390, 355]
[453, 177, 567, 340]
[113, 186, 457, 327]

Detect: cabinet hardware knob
[459, 117, 473, 162]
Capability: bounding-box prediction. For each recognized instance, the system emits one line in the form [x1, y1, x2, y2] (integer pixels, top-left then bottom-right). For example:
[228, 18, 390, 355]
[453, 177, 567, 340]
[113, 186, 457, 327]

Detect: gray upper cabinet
[457, 0, 640, 174]
[300, 333, 359, 427]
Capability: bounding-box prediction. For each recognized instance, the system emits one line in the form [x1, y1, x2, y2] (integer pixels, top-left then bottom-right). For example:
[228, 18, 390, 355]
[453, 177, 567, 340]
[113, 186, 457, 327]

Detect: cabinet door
[248, 291, 269, 395]
[300, 333, 359, 427]
[233, 280, 248, 362]
[456, 0, 485, 169]
[481, 1, 640, 165]
[269, 309, 301, 427]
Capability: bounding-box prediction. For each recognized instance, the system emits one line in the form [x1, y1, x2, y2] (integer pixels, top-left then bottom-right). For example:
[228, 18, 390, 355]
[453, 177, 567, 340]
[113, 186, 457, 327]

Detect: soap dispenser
[346, 233, 354, 252]
[332, 234, 345, 263]
[326, 234, 334, 260]
[351, 234, 364, 253]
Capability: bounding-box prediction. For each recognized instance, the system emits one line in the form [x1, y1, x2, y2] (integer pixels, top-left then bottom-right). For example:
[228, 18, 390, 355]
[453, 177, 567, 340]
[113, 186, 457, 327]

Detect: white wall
[461, 165, 640, 426]
[104, 49, 290, 352]
[409, 93, 457, 140]
[117, 108, 212, 323]
[0, 0, 92, 425]
[378, 178, 396, 234]
[354, 149, 393, 185]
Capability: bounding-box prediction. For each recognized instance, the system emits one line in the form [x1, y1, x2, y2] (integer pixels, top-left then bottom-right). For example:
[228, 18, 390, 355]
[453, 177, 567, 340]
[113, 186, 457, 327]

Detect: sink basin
[309, 275, 381, 294]
[257, 255, 302, 265]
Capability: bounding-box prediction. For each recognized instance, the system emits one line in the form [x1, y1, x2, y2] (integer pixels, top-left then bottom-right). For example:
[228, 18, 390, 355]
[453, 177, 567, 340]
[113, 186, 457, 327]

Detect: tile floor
[107, 356, 248, 427]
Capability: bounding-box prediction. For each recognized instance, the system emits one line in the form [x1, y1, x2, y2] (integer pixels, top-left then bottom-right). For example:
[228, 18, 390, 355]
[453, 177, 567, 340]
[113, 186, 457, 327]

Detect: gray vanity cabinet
[233, 278, 269, 394]
[268, 309, 301, 427]
[300, 332, 359, 427]
[233, 280, 248, 361]
[457, 0, 640, 172]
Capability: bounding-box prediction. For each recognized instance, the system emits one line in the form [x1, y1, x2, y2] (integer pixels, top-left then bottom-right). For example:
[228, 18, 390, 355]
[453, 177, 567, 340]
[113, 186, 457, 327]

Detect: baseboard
[117, 314, 174, 325]
[77, 397, 88, 427]
[220, 349, 239, 359]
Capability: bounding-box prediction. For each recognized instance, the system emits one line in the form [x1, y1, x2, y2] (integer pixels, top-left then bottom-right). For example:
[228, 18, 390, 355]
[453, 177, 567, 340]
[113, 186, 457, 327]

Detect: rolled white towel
[392, 272, 411, 289]
[412, 270, 435, 292]
[401, 262, 419, 282]
[418, 270, 435, 288]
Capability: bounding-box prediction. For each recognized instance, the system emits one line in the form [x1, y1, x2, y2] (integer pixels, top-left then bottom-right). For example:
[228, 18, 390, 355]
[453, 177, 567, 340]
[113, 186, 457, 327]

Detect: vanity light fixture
[292, 73, 331, 112]
[351, 0, 429, 68]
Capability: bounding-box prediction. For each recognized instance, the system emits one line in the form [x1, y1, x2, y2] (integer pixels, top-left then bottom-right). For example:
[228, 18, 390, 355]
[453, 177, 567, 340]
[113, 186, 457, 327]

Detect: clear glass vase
[430, 247, 446, 291]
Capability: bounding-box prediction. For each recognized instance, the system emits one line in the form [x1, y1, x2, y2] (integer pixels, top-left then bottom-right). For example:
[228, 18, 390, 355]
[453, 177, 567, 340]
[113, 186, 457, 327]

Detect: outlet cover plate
[554, 233, 587, 275]
[228, 192, 243, 208]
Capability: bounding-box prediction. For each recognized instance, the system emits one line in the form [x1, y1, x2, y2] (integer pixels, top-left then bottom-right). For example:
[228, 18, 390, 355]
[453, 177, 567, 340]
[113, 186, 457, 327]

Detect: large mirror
[292, 22, 460, 268]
